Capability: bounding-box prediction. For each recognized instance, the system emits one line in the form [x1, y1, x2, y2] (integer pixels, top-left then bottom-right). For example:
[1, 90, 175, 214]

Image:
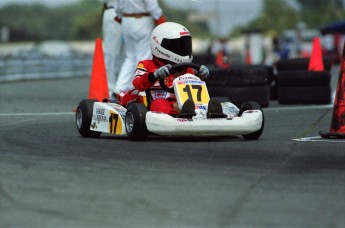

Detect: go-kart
[76, 63, 264, 141]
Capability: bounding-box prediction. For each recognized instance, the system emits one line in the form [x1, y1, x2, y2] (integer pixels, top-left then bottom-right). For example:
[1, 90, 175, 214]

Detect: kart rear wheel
[125, 103, 149, 141]
[76, 99, 101, 138]
[239, 101, 264, 140]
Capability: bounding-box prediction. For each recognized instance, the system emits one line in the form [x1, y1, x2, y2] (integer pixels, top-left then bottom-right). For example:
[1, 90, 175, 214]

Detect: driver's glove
[198, 65, 210, 80]
[153, 64, 172, 79]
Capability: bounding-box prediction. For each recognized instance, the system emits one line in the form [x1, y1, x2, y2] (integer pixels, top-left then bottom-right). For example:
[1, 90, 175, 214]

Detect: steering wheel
[159, 62, 201, 94]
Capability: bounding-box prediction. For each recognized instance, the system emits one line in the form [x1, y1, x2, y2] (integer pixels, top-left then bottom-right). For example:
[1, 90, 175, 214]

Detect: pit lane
[0, 76, 344, 227]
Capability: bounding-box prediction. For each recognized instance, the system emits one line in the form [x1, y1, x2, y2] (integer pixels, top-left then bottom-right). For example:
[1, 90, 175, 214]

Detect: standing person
[210, 37, 231, 67]
[111, 0, 166, 97]
[102, 0, 124, 98]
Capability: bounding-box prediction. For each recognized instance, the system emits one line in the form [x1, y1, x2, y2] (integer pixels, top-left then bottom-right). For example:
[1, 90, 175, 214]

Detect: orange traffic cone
[308, 37, 324, 71]
[301, 50, 310, 58]
[88, 38, 109, 101]
[320, 41, 345, 138]
[245, 49, 252, 64]
[215, 51, 230, 68]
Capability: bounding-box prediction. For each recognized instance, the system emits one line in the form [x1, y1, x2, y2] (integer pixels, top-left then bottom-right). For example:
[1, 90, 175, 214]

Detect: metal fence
[0, 54, 93, 82]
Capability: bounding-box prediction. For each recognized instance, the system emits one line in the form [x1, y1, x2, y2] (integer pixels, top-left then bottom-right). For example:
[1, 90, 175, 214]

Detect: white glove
[198, 65, 210, 79]
[153, 64, 172, 79]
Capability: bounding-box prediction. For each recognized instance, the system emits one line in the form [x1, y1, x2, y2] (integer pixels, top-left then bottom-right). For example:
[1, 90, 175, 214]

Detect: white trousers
[113, 16, 154, 93]
[102, 9, 124, 92]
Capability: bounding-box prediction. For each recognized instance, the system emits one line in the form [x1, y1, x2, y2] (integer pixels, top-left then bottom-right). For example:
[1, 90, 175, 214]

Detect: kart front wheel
[125, 103, 149, 141]
[239, 101, 264, 140]
[76, 99, 101, 138]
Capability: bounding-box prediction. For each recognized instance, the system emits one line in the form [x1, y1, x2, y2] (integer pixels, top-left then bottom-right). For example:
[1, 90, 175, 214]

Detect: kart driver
[132, 22, 223, 118]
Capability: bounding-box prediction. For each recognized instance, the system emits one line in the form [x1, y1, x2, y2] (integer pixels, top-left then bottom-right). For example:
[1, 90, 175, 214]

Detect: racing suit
[112, 0, 166, 94]
[133, 57, 194, 115]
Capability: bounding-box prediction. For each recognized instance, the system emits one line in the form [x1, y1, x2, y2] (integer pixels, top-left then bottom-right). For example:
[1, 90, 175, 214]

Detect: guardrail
[0, 54, 93, 82]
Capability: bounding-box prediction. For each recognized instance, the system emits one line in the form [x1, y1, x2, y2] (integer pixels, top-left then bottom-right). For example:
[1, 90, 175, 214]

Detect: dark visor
[161, 36, 192, 57]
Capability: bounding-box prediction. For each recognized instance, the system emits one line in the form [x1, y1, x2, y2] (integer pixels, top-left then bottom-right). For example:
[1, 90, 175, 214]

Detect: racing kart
[76, 63, 264, 141]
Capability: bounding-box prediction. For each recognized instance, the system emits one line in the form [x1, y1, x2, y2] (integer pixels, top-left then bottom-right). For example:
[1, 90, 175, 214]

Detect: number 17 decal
[109, 112, 123, 134]
[177, 83, 209, 104]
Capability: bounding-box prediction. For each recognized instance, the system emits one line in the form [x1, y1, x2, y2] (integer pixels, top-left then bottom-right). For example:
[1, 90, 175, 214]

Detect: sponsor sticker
[94, 108, 108, 122]
[180, 31, 190, 36]
[154, 90, 167, 99]
[177, 118, 191, 122]
[137, 63, 144, 69]
[183, 80, 203, 84]
[152, 36, 159, 44]
[135, 69, 146, 76]
[155, 47, 170, 58]
[195, 104, 207, 110]
[90, 122, 97, 129]
[96, 108, 105, 115]
[176, 75, 199, 81]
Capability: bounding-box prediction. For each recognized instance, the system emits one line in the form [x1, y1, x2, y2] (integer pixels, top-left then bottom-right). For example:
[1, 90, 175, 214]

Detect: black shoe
[207, 98, 225, 118]
[177, 99, 196, 118]
[110, 92, 118, 103]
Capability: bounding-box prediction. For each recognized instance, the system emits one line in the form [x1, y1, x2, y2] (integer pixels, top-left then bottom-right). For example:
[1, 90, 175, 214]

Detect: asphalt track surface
[1, 69, 344, 227]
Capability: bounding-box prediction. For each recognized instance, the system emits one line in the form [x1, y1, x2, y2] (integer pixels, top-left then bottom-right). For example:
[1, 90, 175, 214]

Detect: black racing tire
[192, 54, 214, 66]
[275, 57, 332, 72]
[125, 103, 149, 141]
[276, 70, 331, 87]
[206, 66, 268, 86]
[252, 64, 275, 84]
[270, 80, 278, 100]
[212, 96, 230, 103]
[277, 86, 331, 104]
[239, 101, 264, 140]
[231, 64, 275, 84]
[76, 99, 101, 138]
[207, 85, 270, 108]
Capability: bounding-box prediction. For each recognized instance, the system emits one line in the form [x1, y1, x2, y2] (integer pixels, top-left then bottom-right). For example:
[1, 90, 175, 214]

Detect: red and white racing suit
[133, 57, 194, 115]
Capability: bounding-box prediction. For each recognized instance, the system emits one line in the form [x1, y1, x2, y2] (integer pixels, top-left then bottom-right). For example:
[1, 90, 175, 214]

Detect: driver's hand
[153, 64, 172, 79]
[198, 65, 210, 80]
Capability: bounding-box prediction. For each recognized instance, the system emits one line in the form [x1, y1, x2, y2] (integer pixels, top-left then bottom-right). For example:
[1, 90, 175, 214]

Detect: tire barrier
[193, 53, 214, 66]
[275, 57, 332, 72]
[277, 70, 331, 87]
[208, 85, 270, 108]
[277, 86, 331, 104]
[276, 70, 331, 104]
[273, 56, 332, 104]
[206, 65, 268, 86]
[206, 65, 270, 107]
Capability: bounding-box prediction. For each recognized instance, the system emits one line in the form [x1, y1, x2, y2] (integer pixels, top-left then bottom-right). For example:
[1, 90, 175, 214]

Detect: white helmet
[150, 22, 193, 64]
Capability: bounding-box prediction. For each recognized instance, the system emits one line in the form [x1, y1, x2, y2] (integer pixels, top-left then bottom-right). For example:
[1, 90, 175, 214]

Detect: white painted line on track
[292, 136, 345, 143]
[0, 118, 37, 127]
[0, 112, 74, 117]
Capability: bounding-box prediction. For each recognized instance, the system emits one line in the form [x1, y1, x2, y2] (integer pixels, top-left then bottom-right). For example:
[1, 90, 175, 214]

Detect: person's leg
[133, 17, 154, 64]
[150, 98, 178, 115]
[113, 19, 137, 93]
[103, 9, 122, 93]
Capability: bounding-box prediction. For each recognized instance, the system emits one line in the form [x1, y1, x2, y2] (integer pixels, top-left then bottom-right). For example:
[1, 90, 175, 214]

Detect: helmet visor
[161, 36, 192, 57]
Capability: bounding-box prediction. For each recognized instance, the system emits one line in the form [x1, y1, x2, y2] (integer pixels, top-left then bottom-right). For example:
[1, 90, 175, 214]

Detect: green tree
[158, 0, 209, 38]
[69, 0, 103, 40]
[0, 0, 209, 41]
[232, 0, 299, 36]
[0, 0, 102, 41]
[296, 0, 344, 10]
[296, 0, 345, 27]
